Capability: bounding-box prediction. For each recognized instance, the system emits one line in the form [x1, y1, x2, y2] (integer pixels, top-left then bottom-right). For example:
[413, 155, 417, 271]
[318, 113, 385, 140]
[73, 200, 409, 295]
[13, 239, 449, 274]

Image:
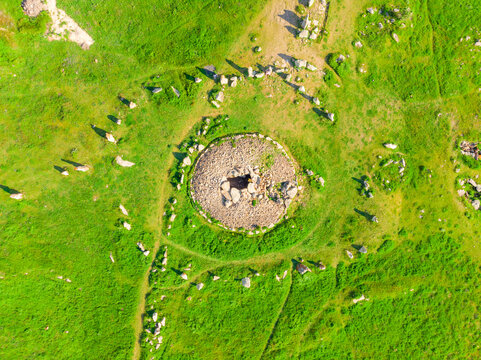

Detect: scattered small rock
[241, 277, 251, 288]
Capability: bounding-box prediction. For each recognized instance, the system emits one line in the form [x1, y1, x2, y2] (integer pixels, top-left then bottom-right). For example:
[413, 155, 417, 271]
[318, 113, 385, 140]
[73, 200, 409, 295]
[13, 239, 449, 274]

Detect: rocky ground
[190, 134, 298, 231]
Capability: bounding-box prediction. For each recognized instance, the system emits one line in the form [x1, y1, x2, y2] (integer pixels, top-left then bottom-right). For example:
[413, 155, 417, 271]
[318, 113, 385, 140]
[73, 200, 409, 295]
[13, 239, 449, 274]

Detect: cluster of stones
[305, 169, 325, 187]
[201, 57, 337, 123]
[219, 166, 265, 208]
[360, 5, 409, 42]
[210, 74, 243, 108]
[376, 154, 407, 191]
[459, 35, 481, 48]
[143, 246, 169, 352]
[190, 133, 299, 233]
[458, 177, 481, 211]
[359, 178, 373, 198]
[298, 0, 329, 41]
[460, 140, 480, 160]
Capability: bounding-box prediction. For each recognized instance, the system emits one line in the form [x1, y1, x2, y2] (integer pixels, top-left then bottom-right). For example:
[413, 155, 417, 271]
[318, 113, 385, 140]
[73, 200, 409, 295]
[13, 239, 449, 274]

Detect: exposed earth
[190, 134, 298, 231]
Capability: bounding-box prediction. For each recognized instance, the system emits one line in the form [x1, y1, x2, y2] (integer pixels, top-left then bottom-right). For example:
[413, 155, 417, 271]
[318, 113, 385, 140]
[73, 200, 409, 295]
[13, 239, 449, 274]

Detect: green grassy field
[1, 0, 481, 358]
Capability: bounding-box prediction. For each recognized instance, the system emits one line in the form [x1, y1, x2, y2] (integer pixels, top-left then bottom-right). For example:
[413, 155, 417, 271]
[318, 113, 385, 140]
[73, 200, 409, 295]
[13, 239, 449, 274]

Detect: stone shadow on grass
[225, 59, 247, 75]
[0, 184, 19, 194]
[278, 10, 301, 27]
[61, 159, 84, 167]
[285, 25, 299, 37]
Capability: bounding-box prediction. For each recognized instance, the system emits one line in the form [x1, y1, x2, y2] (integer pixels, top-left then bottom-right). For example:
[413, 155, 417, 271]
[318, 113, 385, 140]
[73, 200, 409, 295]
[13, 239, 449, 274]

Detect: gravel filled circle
[190, 133, 298, 231]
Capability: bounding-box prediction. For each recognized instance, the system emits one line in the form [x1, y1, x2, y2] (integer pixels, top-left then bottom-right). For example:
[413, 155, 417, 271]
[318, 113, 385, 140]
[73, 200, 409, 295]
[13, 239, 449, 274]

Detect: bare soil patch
[22, 0, 94, 49]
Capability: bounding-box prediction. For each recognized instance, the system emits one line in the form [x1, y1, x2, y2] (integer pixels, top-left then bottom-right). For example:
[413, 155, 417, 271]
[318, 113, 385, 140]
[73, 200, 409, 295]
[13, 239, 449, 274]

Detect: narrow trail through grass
[258, 267, 293, 360]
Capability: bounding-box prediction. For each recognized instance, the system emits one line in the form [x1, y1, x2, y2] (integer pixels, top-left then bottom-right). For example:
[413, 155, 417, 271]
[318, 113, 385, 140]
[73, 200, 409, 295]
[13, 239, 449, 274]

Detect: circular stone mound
[190, 134, 298, 231]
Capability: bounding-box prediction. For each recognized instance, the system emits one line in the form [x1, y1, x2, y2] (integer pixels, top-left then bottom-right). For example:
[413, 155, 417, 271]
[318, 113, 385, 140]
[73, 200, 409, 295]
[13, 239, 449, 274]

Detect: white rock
[182, 156, 192, 167]
[152, 312, 158, 322]
[215, 91, 224, 103]
[298, 86, 306, 93]
[383, 143, 398, 149]
[287, 186, 298, 198]
[307, 0, 315, 7]
[294, 59, 307, 68]
[353, 294, 367, 304]
[169, 214, 176, 222]
[109, 252, 115, 263]
[61, 170, 69, 176]
[346, 250, 354, 259]
[115, 156, 135, 167]
[313, 97, 320, 105]
[306, 63, 317, 71]
[221, 181, 231, 192]
[196, 283, 204, 290]
[301, 15, 310, 29]
[151, 87, 162, 94]
[319, 177, 325, 187]
[219, 75, 228, 86]
[10, 193, 23, 200]
[472, 199, 480, 210]
[180, 272, 188, 280]
[255, 72, 264, 79]
[171, 86, 180, 98]
[123, 222, 131, 230]
[213, 275, 220, 281]
[119, 204, 129, 216]
[241, 277, 251, 288]
[129, 101, 137, 109]
[355, 41, 363, 48]
[194, 77, 202, 83]
[299, 29, 309, 39]
[247, 67, 254, 77]
[211, 100, 220, 108]
[230, 188, 241, 203]
[75, 165, 89, 172]
[392, 33, 399, 43]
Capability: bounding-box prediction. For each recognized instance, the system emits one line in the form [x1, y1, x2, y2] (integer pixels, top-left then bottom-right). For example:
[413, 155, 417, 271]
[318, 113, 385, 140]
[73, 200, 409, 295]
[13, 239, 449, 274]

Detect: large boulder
[182, 156, 192, 167]
[221, 181, 230, 191]
[230, 188, 241, 203]
[294, 59, 307, 68]
[383, 143, 397, 149]
[215, 91, 225, 103]
[301, 15, 310, 29]
[287, 186, 298, 198]
[299, 30, 309, 39]
[219, 75, 228, 86]
[296, 263, 311, 275]
[472, 199, 480, 210]
[115, 156, 135, 167]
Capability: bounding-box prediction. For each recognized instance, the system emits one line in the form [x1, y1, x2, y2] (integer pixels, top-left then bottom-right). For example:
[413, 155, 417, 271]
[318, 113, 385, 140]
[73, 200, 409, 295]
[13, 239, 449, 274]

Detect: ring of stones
[190, 133, 298, 232]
